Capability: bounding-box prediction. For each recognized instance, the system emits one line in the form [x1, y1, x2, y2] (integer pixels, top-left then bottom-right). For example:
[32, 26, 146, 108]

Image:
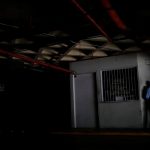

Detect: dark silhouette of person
[142, 81, 150, 128]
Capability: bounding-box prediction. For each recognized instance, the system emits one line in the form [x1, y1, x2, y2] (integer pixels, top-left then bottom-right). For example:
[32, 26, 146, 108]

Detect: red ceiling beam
[0, 49, 74, 74]
[71, 0, 112, 42]
[101, 0, 127, 31]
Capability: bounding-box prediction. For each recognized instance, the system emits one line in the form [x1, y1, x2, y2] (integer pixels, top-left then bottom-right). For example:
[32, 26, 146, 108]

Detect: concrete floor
[47, 129, 150, 150]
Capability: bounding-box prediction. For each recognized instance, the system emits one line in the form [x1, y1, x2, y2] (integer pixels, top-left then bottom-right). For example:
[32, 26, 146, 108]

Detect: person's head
[146, 80, 150, 86]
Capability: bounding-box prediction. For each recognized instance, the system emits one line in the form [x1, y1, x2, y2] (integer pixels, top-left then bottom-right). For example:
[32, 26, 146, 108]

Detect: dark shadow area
[0, 59, 71, 137]
[0, 59, 150, 150]
[45, 128, 150, 150]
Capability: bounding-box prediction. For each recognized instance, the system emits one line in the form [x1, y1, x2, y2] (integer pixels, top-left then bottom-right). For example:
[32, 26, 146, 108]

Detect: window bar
[106, 71, 110, 102]
[126, 69, 130, 100]
[117, 69, 120, 100]
[116, 69, 118, 99]
[115, 69, 118, 101]
[134, 67, 138, 100]
[128, 68, 131, 100]
[104, 71, 107, 101]
[118, 69, 121, 98]
[112, 70, 115, 101]
[132, 67, 135, 100]
[107, 71, 109, 101]
[108, 71, 110, 101]
[110, 70, 114, 101]
[118, 69, 121, 99]
[121, 69, 123, 99]
[110, 70, 113, 101]
[124, 69, 127, 101]
[109, 71, 111, 101]
[113, 70, 115, 101]
[101, 71, 104, 102]
[107, 71, 110, 102]
[136, 67, 139, 100]
[125, 69, 127, 100]
[127, 68, 131, 100]
[134, 67, 138, 99]
[114, 70, 117, 101]
[127, 68, 130, 100]
[131, 68, 133, 100]
[130, 68, 134, 100]
[104, 71, 107, 102]
[115, 70, 117, 100]
[102, 71, 105, 102]
[121, 69, 125, 101]
[129, 68, 132, 100]
[129, 69, 132, 99]
[108, 70, 111, 101]
[121, 69, 124, 100]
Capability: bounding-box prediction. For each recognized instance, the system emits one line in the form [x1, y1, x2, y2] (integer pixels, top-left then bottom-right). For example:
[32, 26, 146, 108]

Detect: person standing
[142, 81, 150, 129]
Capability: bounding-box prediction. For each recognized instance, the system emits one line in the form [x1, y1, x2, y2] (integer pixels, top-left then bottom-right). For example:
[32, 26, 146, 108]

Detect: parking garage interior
[0, 0, 150, 148]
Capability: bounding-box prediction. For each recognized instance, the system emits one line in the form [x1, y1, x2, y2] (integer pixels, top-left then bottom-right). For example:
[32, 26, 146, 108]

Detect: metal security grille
[101, 67, 139, 102]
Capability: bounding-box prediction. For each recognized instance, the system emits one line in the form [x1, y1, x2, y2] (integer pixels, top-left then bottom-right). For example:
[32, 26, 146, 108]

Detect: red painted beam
[101, 0, 127, 31]
[0, 49, 74, 74]
[71, 0, 112, 42]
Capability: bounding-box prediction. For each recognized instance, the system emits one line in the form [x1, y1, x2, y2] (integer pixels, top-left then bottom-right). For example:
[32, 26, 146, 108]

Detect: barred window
[101, 67, 139, 102]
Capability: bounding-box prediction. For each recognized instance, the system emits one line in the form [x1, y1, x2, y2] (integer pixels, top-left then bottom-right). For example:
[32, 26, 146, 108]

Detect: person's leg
[143, 101, 148, 129]
[147, 101, 150, 128]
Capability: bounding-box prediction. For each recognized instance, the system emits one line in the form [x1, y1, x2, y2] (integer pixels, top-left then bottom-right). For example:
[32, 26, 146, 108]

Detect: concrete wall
[70, 53, 138, 74]
[70, 53, 148, 128]
[99, 101, 141, 128]
[137, 53, 150, 128]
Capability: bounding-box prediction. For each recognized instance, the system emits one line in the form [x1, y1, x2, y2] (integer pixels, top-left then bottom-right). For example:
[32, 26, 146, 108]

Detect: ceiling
[0, 0, 150, 72]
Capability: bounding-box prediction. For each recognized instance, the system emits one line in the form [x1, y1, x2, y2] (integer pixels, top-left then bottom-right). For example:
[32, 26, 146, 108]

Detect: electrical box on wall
[70, 52, 150, 129]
